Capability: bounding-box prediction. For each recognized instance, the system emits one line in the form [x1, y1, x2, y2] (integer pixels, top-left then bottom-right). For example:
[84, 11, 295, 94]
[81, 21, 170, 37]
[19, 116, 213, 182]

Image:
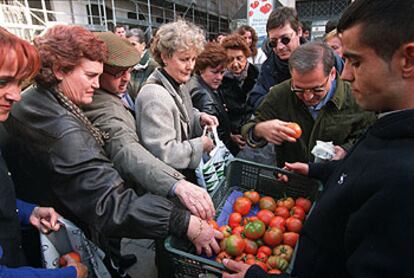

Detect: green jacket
[242, 76, 376, 167]
[83, 88, 184, 197]
[127, 50, 159, 100]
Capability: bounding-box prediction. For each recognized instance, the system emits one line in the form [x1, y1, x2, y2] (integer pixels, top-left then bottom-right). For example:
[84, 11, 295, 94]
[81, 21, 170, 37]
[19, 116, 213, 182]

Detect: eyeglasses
[268, 32, 295, 48]
[104, 65, 132, 78]
[291, 76, 330, 95]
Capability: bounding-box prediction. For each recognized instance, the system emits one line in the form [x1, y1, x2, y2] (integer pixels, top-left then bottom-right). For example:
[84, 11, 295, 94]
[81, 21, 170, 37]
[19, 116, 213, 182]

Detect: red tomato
[244, 191, 260, 204]
[268, 269, 282, 274]
[59, 251, 81, 267]
[277, 197, 295, 209]
[257, 245, 272, 257]
[228, 212, 242, 228]
[259, 196, 276, 211]
[286, 122, 302, 139]
[275, 206, 290, 219]
[225, 234, 246, 256]
[295, 197, 312, 213]
[232, 225, 245, 236]
[269, 216, 286, 232]
[244, 220, 266, 240]
[285, 217, 303, 233]
[254, 261, 268, 272]
[243, 238, 258, 255]
[263, 227, 283, 247]
[219, 225, 232, 237]
[246, 258, 256, 265]
[290, 206, 305, 221]
[233, 197, 252, 216]
[283, 232, 299, 247]
[243, 216, 259, 226]
[256, 209, 275, 226]
[256, 251, 268, 262]
[208, 220, 219, 230]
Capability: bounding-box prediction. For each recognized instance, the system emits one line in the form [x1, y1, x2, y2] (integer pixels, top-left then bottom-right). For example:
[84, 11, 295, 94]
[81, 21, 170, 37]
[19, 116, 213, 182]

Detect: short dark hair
[266, 7, 299, 33]
[126, 28, 146, 44]
[289, 41, 335, 76]
[194, 42, 227, 74]
[112, 24, 125, 33]
[337, 0, 414, 62]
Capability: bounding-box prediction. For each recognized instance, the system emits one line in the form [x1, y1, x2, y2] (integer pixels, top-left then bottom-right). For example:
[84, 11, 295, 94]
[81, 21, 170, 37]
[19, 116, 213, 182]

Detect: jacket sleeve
[15, 199, 36, 226]
[0, 265, 76, 278]
[339, 111, 376, 152]
[50, 128, 190, 239]
[87, 103, 184, 197]
[136, 85, 203, 169]
[247, 62, 274, 110]
[242, 88, 280, 147]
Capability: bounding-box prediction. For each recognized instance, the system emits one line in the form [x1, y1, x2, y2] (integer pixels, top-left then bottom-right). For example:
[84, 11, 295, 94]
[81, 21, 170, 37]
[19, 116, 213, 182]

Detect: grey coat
[83, 88, 185, 197]
[135, 69, 203, 169]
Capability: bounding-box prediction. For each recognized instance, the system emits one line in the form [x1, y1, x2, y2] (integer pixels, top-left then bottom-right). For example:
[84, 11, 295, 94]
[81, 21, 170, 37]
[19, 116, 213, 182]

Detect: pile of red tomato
[209, 191, 312, 274]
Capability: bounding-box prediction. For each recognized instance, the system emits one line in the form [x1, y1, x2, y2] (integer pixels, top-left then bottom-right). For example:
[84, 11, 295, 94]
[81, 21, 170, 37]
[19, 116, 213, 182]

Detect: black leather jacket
[186, 75, 240, 155]
[3, 85, 189, 240]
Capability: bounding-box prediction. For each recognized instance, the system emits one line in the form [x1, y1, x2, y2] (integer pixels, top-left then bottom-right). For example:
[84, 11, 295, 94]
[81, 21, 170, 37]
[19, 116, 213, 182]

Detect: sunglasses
[104, 65, 132, 79]
[268, 32, 295, 48]
[291, 76, 330, 95]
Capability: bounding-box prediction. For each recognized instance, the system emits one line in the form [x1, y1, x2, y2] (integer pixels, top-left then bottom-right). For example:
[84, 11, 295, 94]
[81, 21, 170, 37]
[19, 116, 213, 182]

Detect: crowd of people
[0, 0, 413, 277]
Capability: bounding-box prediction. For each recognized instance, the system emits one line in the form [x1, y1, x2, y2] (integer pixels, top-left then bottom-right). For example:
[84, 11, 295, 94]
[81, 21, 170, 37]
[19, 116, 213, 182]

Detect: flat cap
[94, 31, 140, 67]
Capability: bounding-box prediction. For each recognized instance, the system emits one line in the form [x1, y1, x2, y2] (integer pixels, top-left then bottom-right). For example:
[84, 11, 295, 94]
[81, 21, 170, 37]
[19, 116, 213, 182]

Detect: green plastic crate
[164, 158, 323, 277]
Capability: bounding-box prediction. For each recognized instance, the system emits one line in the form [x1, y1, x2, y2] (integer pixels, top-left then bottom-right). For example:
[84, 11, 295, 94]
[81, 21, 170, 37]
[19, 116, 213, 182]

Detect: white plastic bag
[196, 126, 234, 192]
[40, 217, 111, 278]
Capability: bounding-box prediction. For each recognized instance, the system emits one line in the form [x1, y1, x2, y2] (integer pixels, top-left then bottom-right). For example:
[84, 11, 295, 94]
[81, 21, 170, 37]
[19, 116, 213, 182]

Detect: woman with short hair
[186, 42, 240, 155]
[136, 20, 218, 181]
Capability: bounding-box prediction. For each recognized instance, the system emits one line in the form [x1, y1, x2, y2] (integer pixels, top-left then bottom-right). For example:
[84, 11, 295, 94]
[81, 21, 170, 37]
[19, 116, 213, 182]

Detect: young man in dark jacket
[223, 0, 414, 277]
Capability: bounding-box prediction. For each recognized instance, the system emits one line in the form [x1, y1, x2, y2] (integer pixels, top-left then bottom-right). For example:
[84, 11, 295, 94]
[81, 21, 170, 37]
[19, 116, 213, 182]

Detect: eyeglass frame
[290, 75, 331, 95]
[103, 64, 132, 79]
[268, 32, 295, 48]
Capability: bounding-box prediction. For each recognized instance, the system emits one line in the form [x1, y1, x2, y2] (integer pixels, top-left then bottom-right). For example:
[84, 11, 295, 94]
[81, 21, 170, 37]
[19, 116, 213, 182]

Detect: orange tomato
[286, 122, 302, 139]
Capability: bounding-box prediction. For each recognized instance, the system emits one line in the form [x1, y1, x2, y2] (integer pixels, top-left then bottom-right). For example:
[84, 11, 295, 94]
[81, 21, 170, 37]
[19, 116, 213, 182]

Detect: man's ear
[400, 42, 414, 79]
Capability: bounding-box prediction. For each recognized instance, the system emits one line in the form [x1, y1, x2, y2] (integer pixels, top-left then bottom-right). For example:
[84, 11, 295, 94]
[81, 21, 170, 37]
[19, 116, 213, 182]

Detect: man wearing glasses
[248, 7, 344, 110]
[242, 42, 375, 168]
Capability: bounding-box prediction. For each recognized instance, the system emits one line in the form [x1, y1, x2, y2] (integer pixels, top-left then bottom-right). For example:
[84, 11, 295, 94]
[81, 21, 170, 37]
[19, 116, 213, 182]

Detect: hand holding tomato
[253, 119, 298, 145]
[285, 122, 302, 139]
[59, 252, 87, 278]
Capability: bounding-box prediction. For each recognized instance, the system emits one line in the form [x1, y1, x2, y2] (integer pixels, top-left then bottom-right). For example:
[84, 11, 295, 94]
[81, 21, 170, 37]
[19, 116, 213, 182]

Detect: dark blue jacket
[0, 152, 75, 277]
[246, 109, 414, 277]
[248, 50, 344, 110]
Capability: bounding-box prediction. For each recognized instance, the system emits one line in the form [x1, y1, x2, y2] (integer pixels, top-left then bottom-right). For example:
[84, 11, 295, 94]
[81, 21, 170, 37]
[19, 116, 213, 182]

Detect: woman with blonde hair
[136, 20, 219, 182]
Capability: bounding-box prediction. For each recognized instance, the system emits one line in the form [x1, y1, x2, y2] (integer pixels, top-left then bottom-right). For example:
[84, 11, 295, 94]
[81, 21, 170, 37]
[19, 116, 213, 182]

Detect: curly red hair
[34, 25, 108, 87]
[194, 42, 228, 74]
[0, 27, 40, 81]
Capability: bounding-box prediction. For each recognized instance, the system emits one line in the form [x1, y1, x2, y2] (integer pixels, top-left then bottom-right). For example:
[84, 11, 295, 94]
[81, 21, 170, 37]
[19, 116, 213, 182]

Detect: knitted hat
[94, 31, 140, 68]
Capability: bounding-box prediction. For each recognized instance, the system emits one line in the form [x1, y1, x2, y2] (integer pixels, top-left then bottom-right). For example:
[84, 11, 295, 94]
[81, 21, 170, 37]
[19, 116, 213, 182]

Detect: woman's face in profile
[56, 58, 103, 105]
[0, 52, 21, 122]
[162, 48, 198, 84]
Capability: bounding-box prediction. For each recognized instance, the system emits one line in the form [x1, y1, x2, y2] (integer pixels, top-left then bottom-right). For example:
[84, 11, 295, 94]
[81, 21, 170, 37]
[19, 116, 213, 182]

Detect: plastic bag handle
[211, 126, 224, 147]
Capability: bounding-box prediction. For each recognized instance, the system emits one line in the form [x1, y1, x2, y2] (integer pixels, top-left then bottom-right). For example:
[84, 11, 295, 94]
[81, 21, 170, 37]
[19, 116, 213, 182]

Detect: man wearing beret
[83, 32, 218, 276]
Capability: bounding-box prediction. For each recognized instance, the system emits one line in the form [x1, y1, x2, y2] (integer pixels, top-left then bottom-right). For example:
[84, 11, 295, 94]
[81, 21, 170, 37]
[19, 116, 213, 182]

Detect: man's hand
[187, 215, 223, 257]
[332, 145, 347, 160]
[29, 207, 60, 234]
[254, 119, 297, 145]
[175, 180, 215, 220]
[200, 112, 219, 127]
[278, 162, 309, 183]
[222, 259, 250, 278]
[63, 254, 88, 278]
[230, 134, 246, 149]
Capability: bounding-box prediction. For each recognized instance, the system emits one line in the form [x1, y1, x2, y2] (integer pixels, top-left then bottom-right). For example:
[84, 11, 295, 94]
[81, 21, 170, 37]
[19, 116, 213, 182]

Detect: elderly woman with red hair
[0, 27, 87, 277]
[3, 24, 221, 276]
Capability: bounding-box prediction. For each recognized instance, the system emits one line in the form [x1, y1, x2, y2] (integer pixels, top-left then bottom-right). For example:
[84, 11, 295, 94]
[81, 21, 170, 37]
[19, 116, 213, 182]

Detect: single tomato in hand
[286, 122, 302, 139]
[59, 251, 81, 267]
